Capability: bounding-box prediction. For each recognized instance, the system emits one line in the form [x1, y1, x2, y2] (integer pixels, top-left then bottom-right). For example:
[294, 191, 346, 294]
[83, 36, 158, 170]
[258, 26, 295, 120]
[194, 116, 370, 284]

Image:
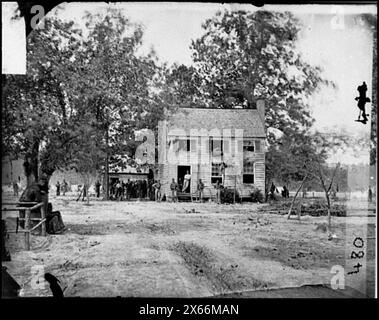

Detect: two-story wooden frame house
[157, 100, 266, 199]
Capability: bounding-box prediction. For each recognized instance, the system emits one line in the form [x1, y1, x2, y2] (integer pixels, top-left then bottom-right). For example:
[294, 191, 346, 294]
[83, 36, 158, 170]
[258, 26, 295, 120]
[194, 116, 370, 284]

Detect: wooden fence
[2, 201, 46, 250]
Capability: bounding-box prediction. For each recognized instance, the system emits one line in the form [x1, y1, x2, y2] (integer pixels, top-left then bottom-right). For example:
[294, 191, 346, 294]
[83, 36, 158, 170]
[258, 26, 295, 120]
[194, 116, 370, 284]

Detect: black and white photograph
[1, 1, 377, 302]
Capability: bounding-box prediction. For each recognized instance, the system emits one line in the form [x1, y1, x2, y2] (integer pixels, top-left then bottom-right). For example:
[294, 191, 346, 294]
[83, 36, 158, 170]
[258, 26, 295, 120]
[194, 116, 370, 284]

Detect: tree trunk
[86, 185, 90, 204]
[325, 190, 332, 232]
[23, 140, 40, 187]
[104, 121, 110, 200]
[287, 175, 307, 220]
[265, 179, 271, 202]
[297, 192, 304, 220]
[318, 162, 339, 233]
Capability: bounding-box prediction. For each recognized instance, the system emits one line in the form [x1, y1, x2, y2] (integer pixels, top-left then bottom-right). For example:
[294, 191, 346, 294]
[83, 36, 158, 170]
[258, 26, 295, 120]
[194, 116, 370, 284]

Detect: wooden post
[40, 204, 46, 236]
[25, 209, 31, 250]
[24, 231, 30, 251]
[105, 113, 110, 200]
[287, 175, 308, 220]
[234, 175, 236, 204]
[25, 209, 31, 230]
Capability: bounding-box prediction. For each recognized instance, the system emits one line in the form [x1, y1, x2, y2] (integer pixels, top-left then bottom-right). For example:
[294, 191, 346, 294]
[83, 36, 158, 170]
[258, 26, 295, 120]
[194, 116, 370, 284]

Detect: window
[178, 139, 190, 152]
[243, 140, 255, 152]
[255, 140, 261, 152]
[210, 137, 223, 155]
[243, 139, 262, 153]
[243, 161, 254, 184]
[211, 163, 223, 184]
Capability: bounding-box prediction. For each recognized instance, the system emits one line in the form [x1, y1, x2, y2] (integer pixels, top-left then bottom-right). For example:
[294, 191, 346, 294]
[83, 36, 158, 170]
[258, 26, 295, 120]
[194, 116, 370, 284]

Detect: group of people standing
[55, 180, 68, 196]
[267, 182, 289, 201]
[110, 179, 156, 201]
[170, 176, 207, 203]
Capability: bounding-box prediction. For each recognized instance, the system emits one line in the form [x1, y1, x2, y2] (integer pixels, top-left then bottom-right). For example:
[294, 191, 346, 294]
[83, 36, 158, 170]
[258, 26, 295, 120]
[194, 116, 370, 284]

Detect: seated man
[45, 203, 66, 234]
[18, 175, 65, 235]
[18, 175, 48, 230]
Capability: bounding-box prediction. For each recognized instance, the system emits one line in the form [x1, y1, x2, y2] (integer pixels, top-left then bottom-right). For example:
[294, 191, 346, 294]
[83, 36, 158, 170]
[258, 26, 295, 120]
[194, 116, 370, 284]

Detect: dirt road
[3, 196, 376, 297]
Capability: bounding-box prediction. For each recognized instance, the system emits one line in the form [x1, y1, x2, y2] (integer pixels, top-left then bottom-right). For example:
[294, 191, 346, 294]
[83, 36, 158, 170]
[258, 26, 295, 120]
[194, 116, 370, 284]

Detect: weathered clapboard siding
[158, 106, 267, 199]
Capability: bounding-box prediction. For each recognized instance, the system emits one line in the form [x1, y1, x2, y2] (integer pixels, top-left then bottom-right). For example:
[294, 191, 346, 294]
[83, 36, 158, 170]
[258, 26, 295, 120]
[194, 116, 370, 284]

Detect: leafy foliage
[188, 10, 338, 189]
[2, 9, 167, 187]
[221, 187, 240, 204]
[250, 188, 264, 203]
[2, 18, 85, 181]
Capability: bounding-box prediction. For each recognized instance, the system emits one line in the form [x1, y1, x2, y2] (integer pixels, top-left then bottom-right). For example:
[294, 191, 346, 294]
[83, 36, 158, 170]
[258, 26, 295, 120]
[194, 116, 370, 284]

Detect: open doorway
[177, 165, 191, 193]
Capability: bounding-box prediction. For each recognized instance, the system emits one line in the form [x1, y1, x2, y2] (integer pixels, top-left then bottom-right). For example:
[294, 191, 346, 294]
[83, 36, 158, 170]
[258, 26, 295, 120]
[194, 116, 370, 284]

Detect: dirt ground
[2, 194, 376, 298]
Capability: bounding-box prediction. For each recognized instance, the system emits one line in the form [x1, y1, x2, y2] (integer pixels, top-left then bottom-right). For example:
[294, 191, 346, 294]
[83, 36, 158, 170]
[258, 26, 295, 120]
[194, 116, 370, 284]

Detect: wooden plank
[7, 230, 29, 233]
[1, 202, 38, 206]
[29, 218, 46, 232]
[30, 203, 44, 210]
[2, 207, 36, 211]
[40, 204, 46, 236]
[25, 209, 31, 230]
[25, 232, 30, 251]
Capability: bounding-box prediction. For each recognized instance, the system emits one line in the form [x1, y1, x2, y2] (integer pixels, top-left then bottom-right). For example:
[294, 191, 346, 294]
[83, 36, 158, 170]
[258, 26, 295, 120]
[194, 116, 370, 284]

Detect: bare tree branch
[327, 162, 340, 193]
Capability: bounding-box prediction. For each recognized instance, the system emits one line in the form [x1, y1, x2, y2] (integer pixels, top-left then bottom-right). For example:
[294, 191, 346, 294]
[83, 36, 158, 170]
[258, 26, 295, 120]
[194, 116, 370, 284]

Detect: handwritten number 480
[347, 237, 364, 275]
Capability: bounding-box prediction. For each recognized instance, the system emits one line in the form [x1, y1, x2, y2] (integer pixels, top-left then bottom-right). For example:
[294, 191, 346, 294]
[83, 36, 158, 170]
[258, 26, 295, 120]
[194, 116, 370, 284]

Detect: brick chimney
[256, 99, 265, 122]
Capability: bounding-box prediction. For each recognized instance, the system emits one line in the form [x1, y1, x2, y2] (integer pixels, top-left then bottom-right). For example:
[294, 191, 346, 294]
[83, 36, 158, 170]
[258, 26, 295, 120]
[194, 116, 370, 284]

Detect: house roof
[165, 107, 266, 138]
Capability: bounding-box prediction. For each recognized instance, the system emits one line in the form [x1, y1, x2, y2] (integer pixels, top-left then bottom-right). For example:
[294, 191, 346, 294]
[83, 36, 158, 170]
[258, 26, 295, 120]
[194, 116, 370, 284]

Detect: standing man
[115, 180, 122, 201]
[13, 180, 19, 197]
[56, 181, 61, 196]
[76, 185, 82, 202]
[182, 170, 191, 193]
[148, 179, 154, 200]
[281, 185, 289, 198]
[368, 186, 373, 203]
[170, 178, 178, 203]
[153, 180, 161, 202]
[178, 178, 183, 193]
[17, 177, 22, 195]
[197, 179, 205, 202]
[125, 179, 131, 200]
[82, 184, 87, 201]
[95, 180, 101, 198]
[214, 180, 222, 204]
[269, 182, 278, 201]
[62, 179, 68, 196]
[76, 184, 87, 202]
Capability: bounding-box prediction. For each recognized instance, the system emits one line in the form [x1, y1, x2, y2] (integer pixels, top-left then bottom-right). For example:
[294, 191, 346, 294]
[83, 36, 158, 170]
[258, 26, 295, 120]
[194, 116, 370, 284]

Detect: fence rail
[2, 201, 46, 250]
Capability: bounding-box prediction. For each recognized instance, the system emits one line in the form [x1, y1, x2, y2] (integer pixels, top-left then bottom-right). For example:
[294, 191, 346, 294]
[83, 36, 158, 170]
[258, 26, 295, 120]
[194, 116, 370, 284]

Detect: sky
[2, 2, 377, 165]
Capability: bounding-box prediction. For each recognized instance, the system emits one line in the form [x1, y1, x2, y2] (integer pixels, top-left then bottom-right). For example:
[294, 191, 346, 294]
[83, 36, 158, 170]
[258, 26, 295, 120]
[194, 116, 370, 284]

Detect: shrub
[250, 188, 264, 203]
[221, 187, 240, 204]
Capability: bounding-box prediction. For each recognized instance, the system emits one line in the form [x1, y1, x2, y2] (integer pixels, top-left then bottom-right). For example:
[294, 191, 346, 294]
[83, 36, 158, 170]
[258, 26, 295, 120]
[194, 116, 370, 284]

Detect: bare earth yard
[2, 195, 376, 298]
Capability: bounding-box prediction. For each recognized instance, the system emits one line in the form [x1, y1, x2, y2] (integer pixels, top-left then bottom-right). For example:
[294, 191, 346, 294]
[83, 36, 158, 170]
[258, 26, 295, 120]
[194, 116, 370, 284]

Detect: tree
[3, 9, 167, 200]
[361, 14, 377, 166]
[2, 18, 85, 186]
[162, 63, 203, 108]
[69, 8, 166, 198]
[189, 10, 336, 195]
[285, 132, 343, 235]
[314, 161, 341, 231]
